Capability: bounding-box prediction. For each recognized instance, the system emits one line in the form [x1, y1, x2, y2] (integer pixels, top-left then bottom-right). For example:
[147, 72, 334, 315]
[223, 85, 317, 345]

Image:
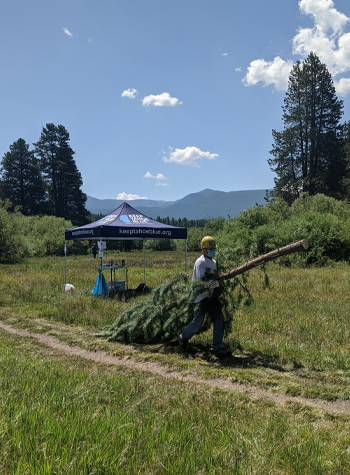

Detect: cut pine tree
[97, 240, 309, 344]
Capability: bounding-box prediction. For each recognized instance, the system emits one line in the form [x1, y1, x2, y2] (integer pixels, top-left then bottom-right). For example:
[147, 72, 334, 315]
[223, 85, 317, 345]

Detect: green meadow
[1, 251, 350, 474]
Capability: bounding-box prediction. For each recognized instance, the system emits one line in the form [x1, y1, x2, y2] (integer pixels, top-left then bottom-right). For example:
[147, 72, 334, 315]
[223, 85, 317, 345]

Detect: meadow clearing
[1, 250, 350, 474]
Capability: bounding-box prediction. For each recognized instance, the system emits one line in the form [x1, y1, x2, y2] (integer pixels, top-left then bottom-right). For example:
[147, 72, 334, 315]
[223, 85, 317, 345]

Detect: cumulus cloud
[244, 57, 294, 91]
[334, 77, 350, 96]
[163, 146, 218, 168]
[293, 0, 350, 76]
[62, 28, 73, 38]
[298, 0, 348, 35]
[222, 52, 228, 56]
[121, 88, 138, 99]
[144, 172, 167, 180]
[142, 92, 182, 107]
[117, 192, 146, 200]
[244, 0, 350, 94]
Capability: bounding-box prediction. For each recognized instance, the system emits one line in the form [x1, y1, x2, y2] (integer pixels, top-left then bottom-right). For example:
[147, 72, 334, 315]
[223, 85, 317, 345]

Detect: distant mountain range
[86, 189, 269, 220]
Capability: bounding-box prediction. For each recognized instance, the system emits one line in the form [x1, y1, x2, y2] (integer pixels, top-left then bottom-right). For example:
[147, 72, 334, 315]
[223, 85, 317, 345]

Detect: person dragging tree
[178, 236, 231, 357]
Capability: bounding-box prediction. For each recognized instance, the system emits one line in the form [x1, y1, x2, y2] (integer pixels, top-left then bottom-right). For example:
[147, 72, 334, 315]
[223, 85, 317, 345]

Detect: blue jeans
[180, 298, 225, 349]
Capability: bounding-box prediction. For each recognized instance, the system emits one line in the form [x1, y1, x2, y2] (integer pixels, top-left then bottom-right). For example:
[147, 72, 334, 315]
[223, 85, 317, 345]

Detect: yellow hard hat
[201, 236, 217, 250]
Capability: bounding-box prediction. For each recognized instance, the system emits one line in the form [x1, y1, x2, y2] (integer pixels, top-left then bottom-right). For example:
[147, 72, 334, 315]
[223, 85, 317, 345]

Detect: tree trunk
[219, 239, 309, 281]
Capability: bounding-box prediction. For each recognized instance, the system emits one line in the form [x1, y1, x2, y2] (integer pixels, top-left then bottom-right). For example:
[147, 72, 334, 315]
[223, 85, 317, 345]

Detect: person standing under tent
[91, 243, 98, 259]
[178, 236, 231, 357]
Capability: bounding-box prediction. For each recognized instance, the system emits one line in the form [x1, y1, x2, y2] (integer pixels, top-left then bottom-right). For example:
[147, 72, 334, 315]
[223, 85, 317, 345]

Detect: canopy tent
[64, 202, 188, 290]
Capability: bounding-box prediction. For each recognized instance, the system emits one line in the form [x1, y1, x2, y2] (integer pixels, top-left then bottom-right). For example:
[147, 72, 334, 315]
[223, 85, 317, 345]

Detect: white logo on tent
[126, 214, 150, 224]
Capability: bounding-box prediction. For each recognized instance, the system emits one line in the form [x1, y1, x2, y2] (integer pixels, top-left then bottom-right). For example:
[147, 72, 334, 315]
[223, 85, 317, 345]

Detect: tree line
[0, 123, 88, 226]
[155, 216, 208, 228]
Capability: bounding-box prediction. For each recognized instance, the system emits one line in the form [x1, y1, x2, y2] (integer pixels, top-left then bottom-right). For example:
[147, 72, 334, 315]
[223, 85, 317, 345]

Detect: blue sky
[1, 0, 350, 202]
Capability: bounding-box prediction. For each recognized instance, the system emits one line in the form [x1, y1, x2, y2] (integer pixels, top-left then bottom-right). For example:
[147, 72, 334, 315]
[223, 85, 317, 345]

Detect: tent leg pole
[185, 238, 187, 273]
[143, 239, 146, 284]
[64, 241, 67, 292]
[99, 239, 103, 295]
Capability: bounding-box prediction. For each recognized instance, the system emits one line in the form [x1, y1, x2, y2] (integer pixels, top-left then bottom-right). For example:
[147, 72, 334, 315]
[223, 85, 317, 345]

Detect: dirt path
[1, 321, 350, 415]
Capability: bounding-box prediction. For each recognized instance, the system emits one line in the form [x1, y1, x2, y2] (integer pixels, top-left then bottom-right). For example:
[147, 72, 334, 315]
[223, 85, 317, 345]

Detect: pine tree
[34, 123, 88, 225]
[0, 138, 46, 215]
[268, 52, 346, 204]
[56, 125, 88, 225]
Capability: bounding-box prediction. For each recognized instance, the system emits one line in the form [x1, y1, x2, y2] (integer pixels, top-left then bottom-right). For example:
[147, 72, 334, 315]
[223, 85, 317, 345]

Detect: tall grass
[1, 331, 350, 474]
[2, 253, 350, 472]
[1, 254, 350, 371]
[0, 251, 193, 329]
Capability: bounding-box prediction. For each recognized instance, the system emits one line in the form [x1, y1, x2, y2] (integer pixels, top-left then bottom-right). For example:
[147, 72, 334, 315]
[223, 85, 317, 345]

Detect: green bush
[186, 227, 204, 252]
[216, 194, 350, 266]
[0, 202, 88, 262]
[0, 205, 25, 262]
[145, 239, 176, 251]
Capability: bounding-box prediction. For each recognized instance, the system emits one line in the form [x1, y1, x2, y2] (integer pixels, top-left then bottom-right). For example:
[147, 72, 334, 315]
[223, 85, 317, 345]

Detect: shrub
[0, 205, 25, 262]
[216, 194, 350, 266]
[145, 239, 176, 251]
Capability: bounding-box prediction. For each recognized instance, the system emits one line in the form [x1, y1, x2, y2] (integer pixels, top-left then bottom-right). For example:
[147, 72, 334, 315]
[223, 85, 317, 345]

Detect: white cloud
[235, 67, 242, 72]
[144, 171, 167, 180]
[117, 192, 147, 200]
[222, 52, 228, 56]
[163, 146, 218, 168]
[156, 182, 169, 187]
[121, 88, 138, 99]
[62, 28, 73, 38]
[298, 0, 348, 35]
[244, 57, 294, 91]
[334, 77, 350, 96]
[292, 4, 350, 76]
[244, 0, 350, 95]
[142, 92, 182, 107]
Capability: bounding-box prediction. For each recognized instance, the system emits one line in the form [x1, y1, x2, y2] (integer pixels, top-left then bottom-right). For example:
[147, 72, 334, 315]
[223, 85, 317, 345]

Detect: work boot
[177, 334, 188, 349]
[213, 347, 231, 357]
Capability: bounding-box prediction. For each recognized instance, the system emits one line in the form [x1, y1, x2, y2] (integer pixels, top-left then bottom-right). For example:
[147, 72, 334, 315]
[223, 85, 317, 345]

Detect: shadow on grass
[131, 340, 289, 373]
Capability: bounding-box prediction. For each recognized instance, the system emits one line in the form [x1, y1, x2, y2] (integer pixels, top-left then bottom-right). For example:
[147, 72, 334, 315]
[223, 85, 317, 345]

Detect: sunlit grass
[1, 331, 350, 474]
[2, 254, 350, 472]
[0, 251, 196, 329]
[1, 253, 350, 403]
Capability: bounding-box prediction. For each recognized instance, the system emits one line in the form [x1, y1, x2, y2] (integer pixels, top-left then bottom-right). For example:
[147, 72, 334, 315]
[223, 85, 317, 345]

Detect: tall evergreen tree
[0, 138, 46, 215]
[268, 52, 346, 204]
[34, 123, 88, 225]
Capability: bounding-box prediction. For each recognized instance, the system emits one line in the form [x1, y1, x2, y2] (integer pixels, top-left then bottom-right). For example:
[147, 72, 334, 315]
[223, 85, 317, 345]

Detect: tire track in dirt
[1, 321, 350, 415]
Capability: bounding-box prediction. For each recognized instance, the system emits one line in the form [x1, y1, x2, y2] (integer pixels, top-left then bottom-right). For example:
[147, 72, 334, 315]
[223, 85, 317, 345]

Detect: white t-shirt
[192, 254, 219, 303]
